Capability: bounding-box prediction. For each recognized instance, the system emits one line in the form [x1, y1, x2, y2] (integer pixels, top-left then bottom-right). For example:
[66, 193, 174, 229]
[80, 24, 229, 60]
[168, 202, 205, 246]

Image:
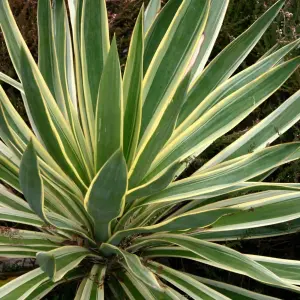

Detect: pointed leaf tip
[36, 252, 56, 281]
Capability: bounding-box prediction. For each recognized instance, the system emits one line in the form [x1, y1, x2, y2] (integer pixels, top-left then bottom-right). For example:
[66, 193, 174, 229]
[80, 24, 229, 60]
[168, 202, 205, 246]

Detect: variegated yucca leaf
[0, 0, 299, 298]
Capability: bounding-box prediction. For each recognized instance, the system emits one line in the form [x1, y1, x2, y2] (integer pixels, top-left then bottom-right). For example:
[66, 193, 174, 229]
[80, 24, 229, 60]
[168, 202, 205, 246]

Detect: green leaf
[123, 8, 144, 167]
[140, 234, 299, 291]
[147, 58, 300, 178]
[100, 243, 161, 290]
[175, 39, 300, 136]
[81, 0, 109, 113]
[109, 206, 236, 246]
[80, 0, 110, 148]
[140, 143, 300, 207]
[140, 0, 209, 144]
[0, 152, 20, 192]
[19, 49, 88, 190]
[28, 268, 83, 300]
[190, 0, 229, 79]
[0, 184, 31, 213]
[0, 87, 83, 200]
[0, 72, 22, 91]
[144, 0, 182, 73]
[85, 150, 127, 242]
[114, 271, 156, 300]
[129, 73, 191, 188]
[36, 246, 96, 282]
[178, 0, 285, 124]
[169, 181, 300, 217]
[37, 0, 68, 118]
[191, 275, 280, 300]
[202, 88, 300, 170]
[0, 268, 48, 300]
[144, 0, 161, 33]
[189, 218, 300, 242]
[0, 141, 20, 167]
[205, 191, 300, 232]
[75, 265, 106, 300]
[126, 162, 182, 206]
[147, 261, 230, 299]
[247, 255, 300, 285]
[144, 246, 300, 288]
[0, 228, 63, 248]
[19, 140, 47, 222]
[0, 0, 90, 191]
[94, 38, 123, 172]
[52, 0, 95, 179]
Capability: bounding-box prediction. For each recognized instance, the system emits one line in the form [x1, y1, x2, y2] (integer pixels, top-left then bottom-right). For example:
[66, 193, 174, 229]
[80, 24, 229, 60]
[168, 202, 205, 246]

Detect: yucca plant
[0, 0, 300, 298]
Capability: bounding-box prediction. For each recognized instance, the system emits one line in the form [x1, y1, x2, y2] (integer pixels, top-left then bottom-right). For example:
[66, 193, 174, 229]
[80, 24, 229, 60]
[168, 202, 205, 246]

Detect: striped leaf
[178, 0, 285, 125]
[85, 150, 127, 242]
[0, 184, 31, 213]
[113, 271, 156, 300]
[75, 264, 106, 299]
[0, 87, 83, 199]
[246, 255, 300, 285]
[36, 246, 97, 282]
[140, 143, 300, 207]
[123, 9, 144, 167]
[192, 276, 280, 300]
[144, 0, 161, 33]
[140, 0, 209, 144]
[175, 39, 300, 136]
[19, 141, 92, 234]
[191, 0, 229, 79]
[27, 269, 83, 300]
[0, 141, 19, 166]
[147, 58, 300, 179]
[202, 88, 300, 170]
[0, 72, 22, 91]
[126, 162, 182, 206]
[81, 0, 110, 144]
[144, 0, 182, 74]
[204, 192, 300, 232]
[19, 49, 88, 189]
[94, 38, 123, 172]
[147, 261, 230, 299]
[129, 73, 191, 188]
[189, 218, 300, 242]
[169, 181, 300, 217]
[0, 228, 63, 248]
[100, 243, 161, 290]
[0, 152, 20, 191]
[0, 268, 48, 300]
[19, 140, 47, 222]
[0, 0, 90, 190]
[144, 246, 300, 288]
[37, 0, 68, 118]
[139, 234, 300, 291]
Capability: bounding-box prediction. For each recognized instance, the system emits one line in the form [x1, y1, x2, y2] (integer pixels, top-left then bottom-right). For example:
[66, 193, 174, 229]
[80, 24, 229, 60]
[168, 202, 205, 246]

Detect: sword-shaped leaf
[85, 150, 127, 242]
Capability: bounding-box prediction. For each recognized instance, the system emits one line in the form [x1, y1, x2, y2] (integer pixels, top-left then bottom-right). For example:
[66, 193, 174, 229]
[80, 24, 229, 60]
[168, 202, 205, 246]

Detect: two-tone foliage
[0, 0, 300, 298]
